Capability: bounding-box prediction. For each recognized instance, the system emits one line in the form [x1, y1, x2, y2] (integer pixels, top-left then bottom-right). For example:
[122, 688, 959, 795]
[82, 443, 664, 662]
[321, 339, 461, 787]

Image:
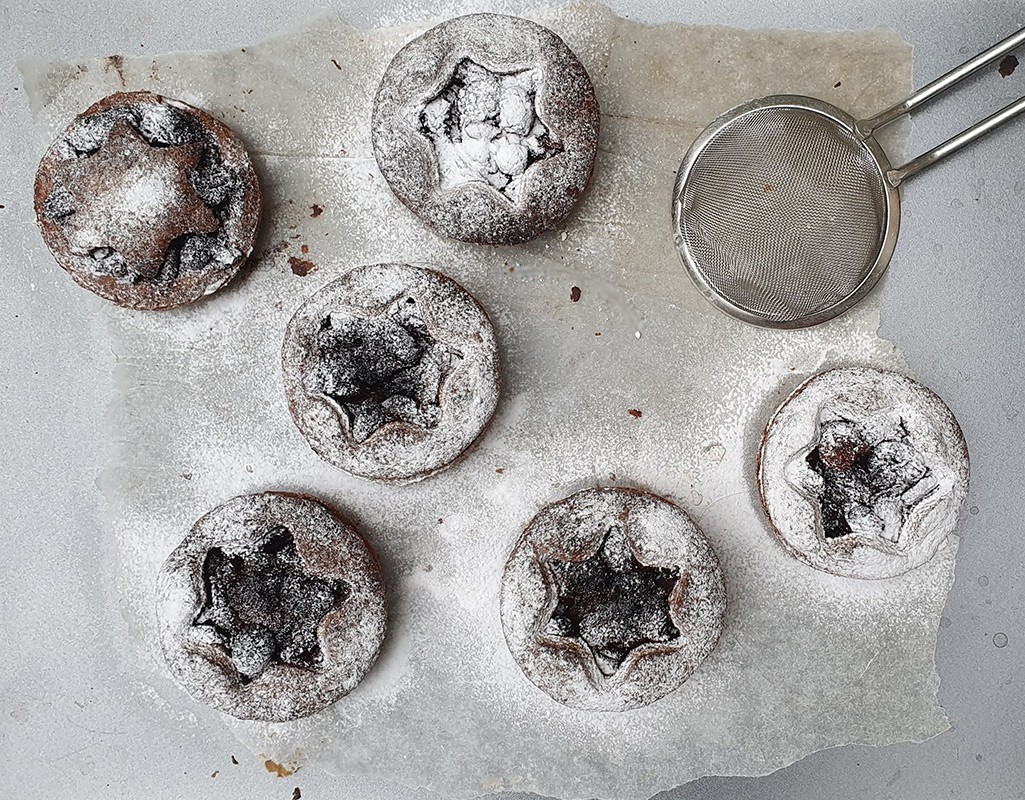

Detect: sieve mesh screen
[676, 106, 889, 325]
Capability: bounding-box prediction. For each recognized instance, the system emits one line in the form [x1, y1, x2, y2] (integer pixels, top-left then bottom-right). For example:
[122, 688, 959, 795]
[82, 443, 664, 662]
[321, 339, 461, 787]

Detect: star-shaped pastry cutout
[789, 414, 937, 547]
[193, 526, 350, 683]
[543, 525, 681, 677]
[51, 118, 219, 280]
[315, 296, 464, 443]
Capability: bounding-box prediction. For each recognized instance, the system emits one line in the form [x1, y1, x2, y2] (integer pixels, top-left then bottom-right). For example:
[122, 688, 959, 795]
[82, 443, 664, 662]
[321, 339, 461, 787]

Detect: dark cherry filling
[805, 417, 931, 542]
[544, 525, 680, 676]
[193, 526, 349, 683]
[314, 296, 463, 443]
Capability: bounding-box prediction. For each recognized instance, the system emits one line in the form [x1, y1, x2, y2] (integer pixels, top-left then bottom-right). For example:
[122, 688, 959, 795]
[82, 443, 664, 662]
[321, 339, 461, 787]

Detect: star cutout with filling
[193, 526, 350, 683]
[788, 414, 938, 547]
[315, 296, 464, 443]
[420, 59, 564, 203]
[50, 118, 219, 280]
[542, 525, 681, 677]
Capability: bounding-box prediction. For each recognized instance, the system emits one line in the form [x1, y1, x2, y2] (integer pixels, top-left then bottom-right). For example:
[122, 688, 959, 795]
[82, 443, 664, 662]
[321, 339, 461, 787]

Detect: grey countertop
[1, 1, 1023, 798]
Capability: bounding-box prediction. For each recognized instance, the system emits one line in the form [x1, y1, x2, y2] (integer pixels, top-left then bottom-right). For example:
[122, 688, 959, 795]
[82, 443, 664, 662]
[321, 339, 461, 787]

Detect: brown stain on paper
[105, 54, 127, 86]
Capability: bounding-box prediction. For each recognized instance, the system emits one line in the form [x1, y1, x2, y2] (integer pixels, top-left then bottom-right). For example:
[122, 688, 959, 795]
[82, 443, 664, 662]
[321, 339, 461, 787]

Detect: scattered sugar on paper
[21, 4, 955, 800]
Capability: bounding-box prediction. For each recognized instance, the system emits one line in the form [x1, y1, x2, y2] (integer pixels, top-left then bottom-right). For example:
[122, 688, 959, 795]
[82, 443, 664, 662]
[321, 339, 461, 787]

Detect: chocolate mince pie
[500, 487, 727, 711]
[156, 492, 386, 721]
[34, 91, 261, 310]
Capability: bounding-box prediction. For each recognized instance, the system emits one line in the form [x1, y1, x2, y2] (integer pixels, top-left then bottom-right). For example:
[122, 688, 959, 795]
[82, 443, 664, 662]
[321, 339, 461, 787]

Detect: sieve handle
[887, 94, 1025, 185]
[857, 25, 1025, 136]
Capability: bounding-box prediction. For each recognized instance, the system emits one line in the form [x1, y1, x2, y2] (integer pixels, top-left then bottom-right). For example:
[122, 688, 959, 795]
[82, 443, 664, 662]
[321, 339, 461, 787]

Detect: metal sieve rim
[671, 95, 902, 329]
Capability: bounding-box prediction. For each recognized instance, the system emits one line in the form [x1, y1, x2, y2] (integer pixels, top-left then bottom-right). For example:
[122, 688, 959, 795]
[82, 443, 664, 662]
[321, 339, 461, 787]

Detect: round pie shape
[156, 492, 386, 721]
[500, 487, 727, 712]
[371, 13, 600, 245]
[282, 263, 500, 483]
[34, 91, 261, 310]
[757, 367, 970, 580]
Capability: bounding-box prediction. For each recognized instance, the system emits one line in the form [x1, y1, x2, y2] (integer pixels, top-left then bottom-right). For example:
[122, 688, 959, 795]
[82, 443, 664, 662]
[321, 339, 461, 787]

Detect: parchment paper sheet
[23, 5, 955, 799]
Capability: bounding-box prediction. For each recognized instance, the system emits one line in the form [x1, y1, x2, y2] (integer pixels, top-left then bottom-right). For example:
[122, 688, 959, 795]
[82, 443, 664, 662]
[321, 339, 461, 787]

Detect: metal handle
[887, 94, 1025, 185]
[855, 25, 1025, 185]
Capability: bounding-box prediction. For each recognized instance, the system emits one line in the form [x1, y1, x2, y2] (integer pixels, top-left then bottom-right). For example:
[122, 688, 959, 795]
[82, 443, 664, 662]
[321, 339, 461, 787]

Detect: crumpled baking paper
[23, 4, 954, 799]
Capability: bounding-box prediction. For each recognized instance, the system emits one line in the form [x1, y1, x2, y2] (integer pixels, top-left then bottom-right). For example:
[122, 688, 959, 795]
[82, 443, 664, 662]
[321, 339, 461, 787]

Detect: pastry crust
[757, 367, 970, 580]
[282, 263, 501, 483]
[500, 487, 727, 712]
[34, 91, 261, 310]
[156, 492, 386, 721]
[371, 13, 600, 245]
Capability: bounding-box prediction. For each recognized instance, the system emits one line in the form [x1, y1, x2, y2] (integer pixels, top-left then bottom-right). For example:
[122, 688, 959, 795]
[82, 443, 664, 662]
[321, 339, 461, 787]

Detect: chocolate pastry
[500, 487, 727, 711]
[372, 13, 600, 245]
[156, 492, 386, 721]
[34, 91, 261, 310]
[758, 367, 970, 580]
[282, 263, 500, 483]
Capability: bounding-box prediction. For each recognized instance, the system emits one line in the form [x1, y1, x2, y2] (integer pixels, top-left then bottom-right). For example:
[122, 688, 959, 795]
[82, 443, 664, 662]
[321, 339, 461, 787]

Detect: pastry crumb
[264, 758, 296, 778]
[288, 256, 317, 276]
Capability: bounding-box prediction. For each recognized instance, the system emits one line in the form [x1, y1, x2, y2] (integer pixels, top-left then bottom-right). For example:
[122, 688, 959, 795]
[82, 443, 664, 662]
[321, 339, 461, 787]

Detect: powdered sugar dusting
[422, 60, 560, 203]
[23, 5, 959, 799]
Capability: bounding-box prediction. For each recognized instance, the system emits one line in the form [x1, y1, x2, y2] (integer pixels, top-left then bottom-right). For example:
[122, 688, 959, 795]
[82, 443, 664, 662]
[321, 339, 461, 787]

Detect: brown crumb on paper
[331, 58, 342, 70]
[570, 286, 582, 302]
[999, 54, 1018, 77]
[264, 758, 296, 778]
[292, 789, 302, 800]
[628, 409, 643, 418]
[211, 771, 219, 778]
[311, 204, 324, 218]
[288, 256, 318, 276]
[231, 755, 238, 765]
[834, 80, 842, 87]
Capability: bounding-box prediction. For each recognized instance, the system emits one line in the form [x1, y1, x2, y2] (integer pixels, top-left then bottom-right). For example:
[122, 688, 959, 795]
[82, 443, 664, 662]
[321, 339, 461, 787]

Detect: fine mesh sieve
[673, 27, 1025, 328]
